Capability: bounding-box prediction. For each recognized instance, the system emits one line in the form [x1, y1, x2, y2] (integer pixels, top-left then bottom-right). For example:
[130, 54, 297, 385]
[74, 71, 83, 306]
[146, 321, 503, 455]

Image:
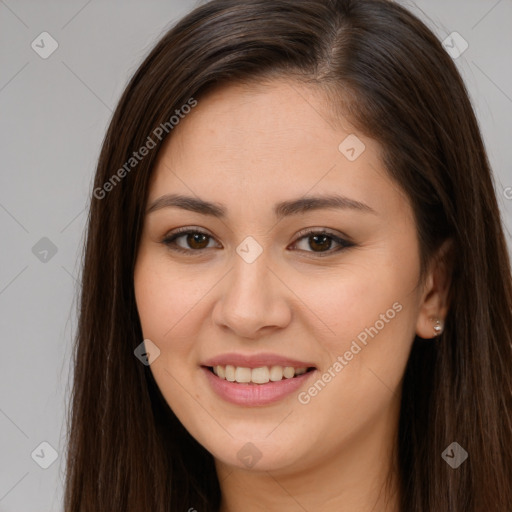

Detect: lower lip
[201, 366, 316, 406]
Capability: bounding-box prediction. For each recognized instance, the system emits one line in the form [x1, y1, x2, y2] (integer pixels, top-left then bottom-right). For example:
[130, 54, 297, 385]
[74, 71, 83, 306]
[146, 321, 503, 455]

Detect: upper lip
[202, 352, 316, 369]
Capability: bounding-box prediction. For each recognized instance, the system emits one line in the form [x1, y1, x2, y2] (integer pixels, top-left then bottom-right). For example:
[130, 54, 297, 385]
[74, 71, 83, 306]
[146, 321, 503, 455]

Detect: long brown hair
[64, 0, 512, 510]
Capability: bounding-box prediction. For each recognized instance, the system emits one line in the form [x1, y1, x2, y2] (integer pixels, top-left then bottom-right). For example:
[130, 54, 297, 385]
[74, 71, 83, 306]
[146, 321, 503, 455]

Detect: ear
[415, 238, 454, 339]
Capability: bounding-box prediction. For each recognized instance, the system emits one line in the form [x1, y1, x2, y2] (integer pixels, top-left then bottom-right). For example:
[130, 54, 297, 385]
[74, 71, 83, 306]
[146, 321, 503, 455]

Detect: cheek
[295, 265, 412, 352]
[134, 256, 210, 345]
[133, 255, 226, 414]
[134, 258, 206, 413]
[291, 282, 413, 456]
[293, 254, 418, 403]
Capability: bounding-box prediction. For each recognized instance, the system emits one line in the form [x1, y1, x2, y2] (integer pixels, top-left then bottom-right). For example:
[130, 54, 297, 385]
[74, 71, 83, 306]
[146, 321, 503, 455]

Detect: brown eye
[291, 229, 353, 256]
[162, 229, 218, 254]
[162, 228, 353, 257]
[307, 234, 333, 252]
[184, 232, 210, 250]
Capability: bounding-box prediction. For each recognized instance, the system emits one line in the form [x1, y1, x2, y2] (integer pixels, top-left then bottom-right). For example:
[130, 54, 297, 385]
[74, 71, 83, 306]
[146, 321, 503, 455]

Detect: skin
[134, 78, 451, 512]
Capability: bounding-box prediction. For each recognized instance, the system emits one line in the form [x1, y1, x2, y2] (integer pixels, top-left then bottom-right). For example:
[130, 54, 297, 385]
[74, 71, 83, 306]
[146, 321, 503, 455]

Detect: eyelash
[161, 227, 354, 257]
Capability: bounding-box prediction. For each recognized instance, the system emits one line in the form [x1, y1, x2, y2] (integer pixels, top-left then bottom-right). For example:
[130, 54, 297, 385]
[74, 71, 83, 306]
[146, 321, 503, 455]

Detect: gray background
[0, 1, 511, 510]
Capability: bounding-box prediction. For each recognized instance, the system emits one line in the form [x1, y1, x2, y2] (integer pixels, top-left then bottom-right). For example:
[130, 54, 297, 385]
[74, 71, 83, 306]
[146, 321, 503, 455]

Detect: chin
[198, 427, 312, 473]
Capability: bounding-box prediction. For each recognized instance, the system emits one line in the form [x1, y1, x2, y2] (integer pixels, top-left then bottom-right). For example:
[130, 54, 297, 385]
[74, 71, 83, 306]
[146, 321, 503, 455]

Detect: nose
[211, 251, 292, 339]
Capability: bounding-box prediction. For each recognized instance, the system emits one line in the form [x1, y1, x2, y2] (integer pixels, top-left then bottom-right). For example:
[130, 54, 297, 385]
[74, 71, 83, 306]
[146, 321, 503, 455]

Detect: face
[134, 78, 432, 474]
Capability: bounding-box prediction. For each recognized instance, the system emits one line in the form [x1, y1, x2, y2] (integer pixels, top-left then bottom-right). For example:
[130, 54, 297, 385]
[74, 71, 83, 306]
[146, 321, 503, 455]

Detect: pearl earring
[433, 318, 444, 337]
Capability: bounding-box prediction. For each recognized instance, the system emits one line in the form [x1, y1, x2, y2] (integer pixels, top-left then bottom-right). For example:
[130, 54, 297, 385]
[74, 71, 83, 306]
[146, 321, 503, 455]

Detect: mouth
[201, 362, 318, 406]
[204, 364, 316, 384]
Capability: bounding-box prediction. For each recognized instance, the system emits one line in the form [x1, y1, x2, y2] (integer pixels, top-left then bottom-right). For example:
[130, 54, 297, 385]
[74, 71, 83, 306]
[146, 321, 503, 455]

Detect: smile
[208, 364, 314, 384]
[201, 365, 317, 406]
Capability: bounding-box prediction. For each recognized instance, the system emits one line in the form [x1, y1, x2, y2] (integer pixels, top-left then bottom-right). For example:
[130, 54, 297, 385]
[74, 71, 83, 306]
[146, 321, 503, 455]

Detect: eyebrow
[146, 193, 377, 218]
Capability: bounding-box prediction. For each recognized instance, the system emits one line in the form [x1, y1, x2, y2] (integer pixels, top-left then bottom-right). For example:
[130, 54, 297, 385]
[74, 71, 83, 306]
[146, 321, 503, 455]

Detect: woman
[64, 0, 512, 510]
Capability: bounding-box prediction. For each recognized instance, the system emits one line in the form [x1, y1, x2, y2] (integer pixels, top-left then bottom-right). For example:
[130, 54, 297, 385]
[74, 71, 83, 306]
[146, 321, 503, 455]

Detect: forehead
[170, 79, 346, 162]
[148, 79, 410, 221]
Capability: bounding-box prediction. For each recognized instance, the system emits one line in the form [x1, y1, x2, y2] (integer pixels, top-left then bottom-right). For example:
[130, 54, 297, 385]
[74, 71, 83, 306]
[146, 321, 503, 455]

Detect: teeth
[269, 365, 283, 381]
[211, 365, 310, 384]
[235, 367, 251, 383]
[251, 366, 269, 384]
[283, 366, 295, 379]
[225, 364, 236, 382]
